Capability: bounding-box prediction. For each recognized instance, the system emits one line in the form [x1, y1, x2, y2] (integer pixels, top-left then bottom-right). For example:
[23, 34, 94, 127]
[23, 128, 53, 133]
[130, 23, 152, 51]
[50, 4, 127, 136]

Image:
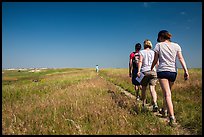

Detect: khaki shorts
[141, 71, 157, 86]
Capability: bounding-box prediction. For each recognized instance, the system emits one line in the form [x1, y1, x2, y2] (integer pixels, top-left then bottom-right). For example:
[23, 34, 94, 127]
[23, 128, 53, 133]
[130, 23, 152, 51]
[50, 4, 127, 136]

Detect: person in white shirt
[137, 39, 158, 112]
[96, 65, 99, 73]
[151, 30, 189, 127]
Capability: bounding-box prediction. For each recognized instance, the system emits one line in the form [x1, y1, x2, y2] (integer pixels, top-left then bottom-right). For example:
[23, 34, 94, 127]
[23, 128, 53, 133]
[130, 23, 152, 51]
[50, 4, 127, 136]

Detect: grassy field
[2, 68, 202, 135]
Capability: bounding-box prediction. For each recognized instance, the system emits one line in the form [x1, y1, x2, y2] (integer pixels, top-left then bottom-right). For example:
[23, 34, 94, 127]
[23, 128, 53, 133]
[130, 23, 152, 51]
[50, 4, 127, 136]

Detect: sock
[154, 102, 158, 106]
[170, 116, 175, 120]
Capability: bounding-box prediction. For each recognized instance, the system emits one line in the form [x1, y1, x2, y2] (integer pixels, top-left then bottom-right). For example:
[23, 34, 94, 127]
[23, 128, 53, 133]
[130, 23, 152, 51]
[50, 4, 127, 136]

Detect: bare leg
[149, 85, 157, 105]
[139, 85, 142, 90]
[135, 85, 139, 97]
[163, 81, 174, 111]
[135, 85, 141, 100]
[169, 81, 174, 90]
[159, 79, 174, 118]
[141, 86, 147, 106]
[162, 96, 167, 111]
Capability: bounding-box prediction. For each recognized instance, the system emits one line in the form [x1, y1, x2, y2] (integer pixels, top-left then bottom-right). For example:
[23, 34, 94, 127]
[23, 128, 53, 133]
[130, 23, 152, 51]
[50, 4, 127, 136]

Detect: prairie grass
[2, 68, 202, 135]
[99, 68, 202, 135]
[172, 69, 202, 134]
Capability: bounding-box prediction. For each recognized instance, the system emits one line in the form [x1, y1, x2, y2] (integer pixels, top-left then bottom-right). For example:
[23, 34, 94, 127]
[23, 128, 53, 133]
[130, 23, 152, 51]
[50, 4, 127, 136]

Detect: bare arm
[137, 55, 143, 78]
[155, 61, 159, 70]
[151, 52, 159, 71]
[177, 51, 189, 80]
[129, 59, 133, 77]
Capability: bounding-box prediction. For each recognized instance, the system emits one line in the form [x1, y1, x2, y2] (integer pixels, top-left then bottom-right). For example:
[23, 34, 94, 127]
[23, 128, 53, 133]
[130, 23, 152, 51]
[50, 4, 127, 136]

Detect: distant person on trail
[96, 65, 99, 73]
[137, 39, 158, 112]
[129, 43, 142, 101]
[151, 30, 189, 127]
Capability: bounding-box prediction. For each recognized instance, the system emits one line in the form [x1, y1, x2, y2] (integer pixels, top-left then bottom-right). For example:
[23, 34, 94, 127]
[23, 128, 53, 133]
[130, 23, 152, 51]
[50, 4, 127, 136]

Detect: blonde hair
[143, 39, 152, 49]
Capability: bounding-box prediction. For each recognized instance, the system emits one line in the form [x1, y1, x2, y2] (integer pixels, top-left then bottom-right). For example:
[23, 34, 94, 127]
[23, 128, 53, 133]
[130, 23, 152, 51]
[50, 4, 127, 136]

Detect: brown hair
[157, 30, 172, 42]
[162, 32, 172, 40]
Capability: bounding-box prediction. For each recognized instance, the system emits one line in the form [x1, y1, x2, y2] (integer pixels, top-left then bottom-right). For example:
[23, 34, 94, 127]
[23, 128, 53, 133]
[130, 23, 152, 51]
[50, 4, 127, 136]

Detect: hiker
[129, 43, 142, 101]
[137, 39, 158, 112]
[151, 30, 189, 127]
[96, 65, 99, 73]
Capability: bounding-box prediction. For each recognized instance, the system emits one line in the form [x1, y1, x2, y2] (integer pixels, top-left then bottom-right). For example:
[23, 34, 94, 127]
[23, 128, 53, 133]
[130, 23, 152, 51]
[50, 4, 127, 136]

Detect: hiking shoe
[169, 117, 176, 127]
[152, 104, 158, 112]
[159, 108, 168, 118]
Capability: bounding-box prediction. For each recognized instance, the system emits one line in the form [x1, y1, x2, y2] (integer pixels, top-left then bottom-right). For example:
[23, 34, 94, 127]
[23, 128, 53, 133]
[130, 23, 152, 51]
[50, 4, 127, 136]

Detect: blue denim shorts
[157, 71, 177, 82]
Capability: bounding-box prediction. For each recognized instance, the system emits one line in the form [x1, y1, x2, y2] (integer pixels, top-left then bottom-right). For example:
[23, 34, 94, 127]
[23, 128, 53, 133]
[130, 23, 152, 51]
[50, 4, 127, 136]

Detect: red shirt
[130, 52, 135, 60]
[130, 50, 140, 68]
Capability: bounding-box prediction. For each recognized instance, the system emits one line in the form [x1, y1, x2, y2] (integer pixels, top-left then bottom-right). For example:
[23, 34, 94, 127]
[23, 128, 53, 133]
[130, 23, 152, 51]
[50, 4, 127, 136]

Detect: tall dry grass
[99, 68, 202, 135]
[2, 68, 201, 135]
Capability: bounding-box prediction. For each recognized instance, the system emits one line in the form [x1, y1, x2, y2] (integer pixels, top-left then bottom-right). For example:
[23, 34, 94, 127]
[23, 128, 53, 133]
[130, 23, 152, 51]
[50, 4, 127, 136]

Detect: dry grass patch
[4, 68, 199, 135]
[2, 74, 163, 135]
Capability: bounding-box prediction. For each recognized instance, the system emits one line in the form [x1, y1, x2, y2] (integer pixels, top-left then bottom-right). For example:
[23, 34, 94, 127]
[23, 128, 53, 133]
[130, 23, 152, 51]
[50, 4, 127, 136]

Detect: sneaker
[159, 108, 168, 118]
[169, 117, 176, 127]
[152, 104, 158, 112]
[136, 96, 140, 101]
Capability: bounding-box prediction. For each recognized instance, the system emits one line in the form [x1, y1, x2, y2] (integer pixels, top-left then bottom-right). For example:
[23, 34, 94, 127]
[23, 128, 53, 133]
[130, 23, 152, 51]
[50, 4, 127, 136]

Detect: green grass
[99, 68, 202, 135]
[2, 68, 202, 135]
[173, 69, 202, 134]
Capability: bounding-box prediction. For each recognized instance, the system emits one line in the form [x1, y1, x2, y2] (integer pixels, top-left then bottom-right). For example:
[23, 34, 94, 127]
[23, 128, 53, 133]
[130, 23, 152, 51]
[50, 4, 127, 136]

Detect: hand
[129, 73, 132, 77]
[137, 72, 141, 78]
[184, 71, 189, 80]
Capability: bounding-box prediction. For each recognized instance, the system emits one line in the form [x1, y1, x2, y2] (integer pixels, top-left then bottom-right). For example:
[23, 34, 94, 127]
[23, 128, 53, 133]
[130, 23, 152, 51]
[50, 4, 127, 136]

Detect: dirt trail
[99, 75, 192, 135]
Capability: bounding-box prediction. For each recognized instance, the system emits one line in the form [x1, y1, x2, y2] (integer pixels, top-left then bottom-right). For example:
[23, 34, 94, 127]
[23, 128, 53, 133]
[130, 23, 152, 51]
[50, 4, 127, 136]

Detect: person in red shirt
[129, 43, 142, 100]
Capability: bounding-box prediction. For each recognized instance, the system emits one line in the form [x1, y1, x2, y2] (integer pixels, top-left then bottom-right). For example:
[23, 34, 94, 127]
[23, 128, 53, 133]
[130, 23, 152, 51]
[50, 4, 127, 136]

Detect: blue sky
[2, 2, 202, 69]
